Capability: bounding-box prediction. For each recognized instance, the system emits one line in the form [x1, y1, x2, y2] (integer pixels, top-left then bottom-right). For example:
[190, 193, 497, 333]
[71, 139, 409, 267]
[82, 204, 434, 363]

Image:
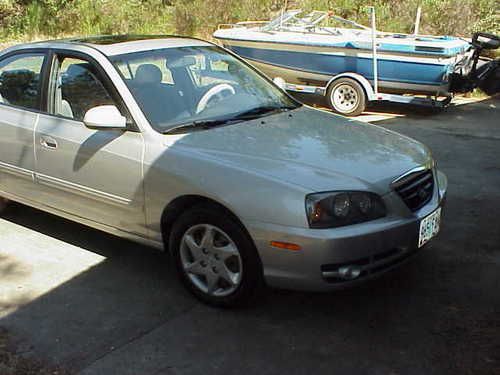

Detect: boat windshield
[110, 45, 299, 133]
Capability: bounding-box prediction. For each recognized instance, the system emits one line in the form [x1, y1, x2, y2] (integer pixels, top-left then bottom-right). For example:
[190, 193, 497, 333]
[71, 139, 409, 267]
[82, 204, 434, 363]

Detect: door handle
[40, 136, 58, 149]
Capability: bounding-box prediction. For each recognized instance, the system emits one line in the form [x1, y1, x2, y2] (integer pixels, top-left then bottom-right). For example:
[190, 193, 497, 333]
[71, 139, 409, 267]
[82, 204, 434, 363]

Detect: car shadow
[0, 202, 444, 373]
[0, 203, 197, 371]
[73, 130, 124, 172]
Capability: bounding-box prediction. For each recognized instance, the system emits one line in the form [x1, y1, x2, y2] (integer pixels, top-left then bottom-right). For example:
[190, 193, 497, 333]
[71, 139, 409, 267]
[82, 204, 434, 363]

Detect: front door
[0, 52, 46, 200]
[34, 53, 146, 235]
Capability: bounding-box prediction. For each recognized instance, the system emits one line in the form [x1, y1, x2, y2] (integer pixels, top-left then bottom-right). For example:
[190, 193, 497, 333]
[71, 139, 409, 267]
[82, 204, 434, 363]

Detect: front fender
[143, 144, 311, 243]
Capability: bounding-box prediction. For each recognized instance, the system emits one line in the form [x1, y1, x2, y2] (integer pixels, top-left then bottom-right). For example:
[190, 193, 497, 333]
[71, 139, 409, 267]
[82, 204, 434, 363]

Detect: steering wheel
[196, 83, 236, 114]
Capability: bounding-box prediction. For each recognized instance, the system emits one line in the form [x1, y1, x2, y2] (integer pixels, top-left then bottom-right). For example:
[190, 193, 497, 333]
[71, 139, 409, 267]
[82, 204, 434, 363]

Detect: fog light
[338, 265, 362, 280]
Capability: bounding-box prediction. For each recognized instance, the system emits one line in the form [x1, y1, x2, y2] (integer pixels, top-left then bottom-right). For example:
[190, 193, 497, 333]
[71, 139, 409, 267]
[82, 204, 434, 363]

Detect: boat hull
[219, 39, 459, 95]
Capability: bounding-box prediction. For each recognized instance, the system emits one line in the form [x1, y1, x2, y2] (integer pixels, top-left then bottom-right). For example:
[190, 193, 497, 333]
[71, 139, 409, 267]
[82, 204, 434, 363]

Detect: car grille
[392, 169, 434, 211]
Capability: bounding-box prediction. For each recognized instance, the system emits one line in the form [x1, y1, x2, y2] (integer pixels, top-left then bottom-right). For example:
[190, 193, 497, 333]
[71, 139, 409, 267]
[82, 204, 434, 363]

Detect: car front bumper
[245, 169, 447, 291]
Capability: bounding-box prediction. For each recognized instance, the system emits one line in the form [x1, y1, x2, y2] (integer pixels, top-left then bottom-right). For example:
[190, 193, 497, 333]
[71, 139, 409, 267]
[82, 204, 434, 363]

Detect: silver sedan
[0, 36, 447, 306]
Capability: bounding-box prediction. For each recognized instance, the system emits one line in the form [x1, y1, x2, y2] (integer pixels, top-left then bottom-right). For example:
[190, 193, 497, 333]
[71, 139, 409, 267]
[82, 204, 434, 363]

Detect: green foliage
[170, 0, 283, 39]
[0, 0, 174, 40]
[420, 0, 499, 36]
[0, 0, 498, 41]
[296, 0, 499, 36]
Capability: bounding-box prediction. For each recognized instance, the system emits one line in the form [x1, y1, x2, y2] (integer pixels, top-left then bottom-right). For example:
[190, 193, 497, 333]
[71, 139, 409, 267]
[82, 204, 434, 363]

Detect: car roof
[5, 35, 213, 57]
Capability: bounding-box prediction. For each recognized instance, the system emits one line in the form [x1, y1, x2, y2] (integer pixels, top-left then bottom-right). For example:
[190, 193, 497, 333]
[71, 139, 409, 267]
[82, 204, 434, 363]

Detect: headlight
[305, 191, 386, 229]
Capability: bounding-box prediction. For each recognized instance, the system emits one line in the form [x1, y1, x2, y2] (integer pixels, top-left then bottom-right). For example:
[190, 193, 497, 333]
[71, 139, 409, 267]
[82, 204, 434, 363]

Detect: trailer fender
[326, 73, 376, 101]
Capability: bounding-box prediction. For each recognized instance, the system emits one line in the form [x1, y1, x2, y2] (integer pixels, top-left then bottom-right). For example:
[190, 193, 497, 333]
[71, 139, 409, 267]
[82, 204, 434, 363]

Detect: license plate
[418, 207, 441, 248]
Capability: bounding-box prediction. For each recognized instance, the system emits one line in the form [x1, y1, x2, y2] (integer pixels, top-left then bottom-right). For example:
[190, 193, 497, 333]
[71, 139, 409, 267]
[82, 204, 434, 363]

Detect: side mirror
[273, 77, 287, 91]
[83, 105, 127, 130]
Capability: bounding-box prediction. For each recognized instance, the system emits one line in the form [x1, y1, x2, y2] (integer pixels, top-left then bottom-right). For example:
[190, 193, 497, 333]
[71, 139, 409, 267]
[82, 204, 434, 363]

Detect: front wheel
[326, 78, 366, 116]
[169, 204, 263, 307]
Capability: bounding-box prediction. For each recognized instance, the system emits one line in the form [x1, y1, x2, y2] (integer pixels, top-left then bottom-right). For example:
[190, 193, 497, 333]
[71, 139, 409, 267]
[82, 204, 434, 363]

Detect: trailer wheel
[327, 78, 366, 116]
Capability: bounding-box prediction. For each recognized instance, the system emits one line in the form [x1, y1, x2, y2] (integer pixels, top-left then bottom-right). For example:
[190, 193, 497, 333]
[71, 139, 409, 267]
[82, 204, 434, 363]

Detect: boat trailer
[270, 7, 500, 115]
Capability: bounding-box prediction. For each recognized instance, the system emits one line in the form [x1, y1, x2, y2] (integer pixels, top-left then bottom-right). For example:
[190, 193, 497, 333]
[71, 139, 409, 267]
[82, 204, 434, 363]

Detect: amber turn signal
[270, 241, 302, 251]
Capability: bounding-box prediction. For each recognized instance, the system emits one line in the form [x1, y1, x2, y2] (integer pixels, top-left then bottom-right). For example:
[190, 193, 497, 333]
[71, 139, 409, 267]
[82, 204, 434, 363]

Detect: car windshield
[110, 45, 300, 133]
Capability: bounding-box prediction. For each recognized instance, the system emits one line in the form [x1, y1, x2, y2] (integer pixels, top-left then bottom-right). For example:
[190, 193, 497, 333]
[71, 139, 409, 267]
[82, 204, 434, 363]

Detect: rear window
[0, 53, 45, 111]
[114, 55, 174, 84]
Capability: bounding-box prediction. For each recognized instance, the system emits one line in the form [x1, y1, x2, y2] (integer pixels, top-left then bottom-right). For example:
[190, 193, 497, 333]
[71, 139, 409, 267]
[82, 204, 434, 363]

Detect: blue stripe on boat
[230, 46, 449, 86]
[217, 36, 469, 57]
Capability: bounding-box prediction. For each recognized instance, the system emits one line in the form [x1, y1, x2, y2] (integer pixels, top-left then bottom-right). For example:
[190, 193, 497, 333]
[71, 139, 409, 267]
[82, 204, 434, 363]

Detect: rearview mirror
[83, 105, 127, 130]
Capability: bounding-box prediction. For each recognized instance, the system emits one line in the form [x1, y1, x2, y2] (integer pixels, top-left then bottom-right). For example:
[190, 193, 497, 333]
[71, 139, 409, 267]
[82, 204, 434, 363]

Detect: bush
[296, 0, 499, 36]
[0, 0, 498, 42]
[1, 0, 174, 40]
[170, 0, 283, 39]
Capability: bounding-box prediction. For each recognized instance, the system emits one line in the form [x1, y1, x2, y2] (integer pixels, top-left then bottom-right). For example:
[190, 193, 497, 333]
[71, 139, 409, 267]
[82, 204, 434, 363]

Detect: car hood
[164, 107, 431, 194]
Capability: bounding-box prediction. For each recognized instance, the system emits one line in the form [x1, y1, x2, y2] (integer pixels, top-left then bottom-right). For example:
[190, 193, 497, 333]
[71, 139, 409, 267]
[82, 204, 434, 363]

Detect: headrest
[134, 64, 162, 84]
[65, 63, 92, 80]
[0, 69, 35, 86]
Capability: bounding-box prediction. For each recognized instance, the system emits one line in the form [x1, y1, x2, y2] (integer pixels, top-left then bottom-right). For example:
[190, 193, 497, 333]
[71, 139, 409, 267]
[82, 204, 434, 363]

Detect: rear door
[34, 51, 146, 235]
[0, 51, 46, 200]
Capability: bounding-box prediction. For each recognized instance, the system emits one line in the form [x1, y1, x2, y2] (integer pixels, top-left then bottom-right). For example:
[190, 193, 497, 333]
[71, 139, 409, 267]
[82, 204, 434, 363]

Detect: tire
[169, 204, 263, 307]
[326, 77, 366, 116]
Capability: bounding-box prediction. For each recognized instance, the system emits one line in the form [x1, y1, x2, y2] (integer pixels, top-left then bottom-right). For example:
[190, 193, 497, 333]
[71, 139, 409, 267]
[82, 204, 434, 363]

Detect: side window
[53, 56, 120, 121]
[0, 53, 45, 110]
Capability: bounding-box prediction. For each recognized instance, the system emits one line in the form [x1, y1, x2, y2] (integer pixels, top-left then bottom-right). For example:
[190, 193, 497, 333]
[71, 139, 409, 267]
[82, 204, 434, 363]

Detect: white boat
[214, 9, 499, 115]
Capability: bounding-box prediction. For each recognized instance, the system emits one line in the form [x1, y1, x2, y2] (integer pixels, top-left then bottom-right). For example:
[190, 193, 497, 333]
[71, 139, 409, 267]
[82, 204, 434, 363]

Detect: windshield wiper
[231, 105, 297, 120]
[164, 118, 242, 135]
[163, 105, 298, 135]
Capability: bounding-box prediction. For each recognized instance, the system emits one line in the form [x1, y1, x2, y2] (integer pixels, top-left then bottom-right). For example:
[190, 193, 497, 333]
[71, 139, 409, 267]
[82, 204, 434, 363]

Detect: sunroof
[71, 35, 175, 45]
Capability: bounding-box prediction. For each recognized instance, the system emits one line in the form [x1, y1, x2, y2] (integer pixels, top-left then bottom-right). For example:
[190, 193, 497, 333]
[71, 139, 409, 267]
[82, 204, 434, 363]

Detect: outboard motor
[476, 58, 500, 95]
[450, 32, 500, 95]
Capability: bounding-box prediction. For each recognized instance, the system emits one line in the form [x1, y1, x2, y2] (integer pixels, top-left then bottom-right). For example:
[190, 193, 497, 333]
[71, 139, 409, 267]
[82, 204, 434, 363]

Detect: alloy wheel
[179, 224, 243, 297]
